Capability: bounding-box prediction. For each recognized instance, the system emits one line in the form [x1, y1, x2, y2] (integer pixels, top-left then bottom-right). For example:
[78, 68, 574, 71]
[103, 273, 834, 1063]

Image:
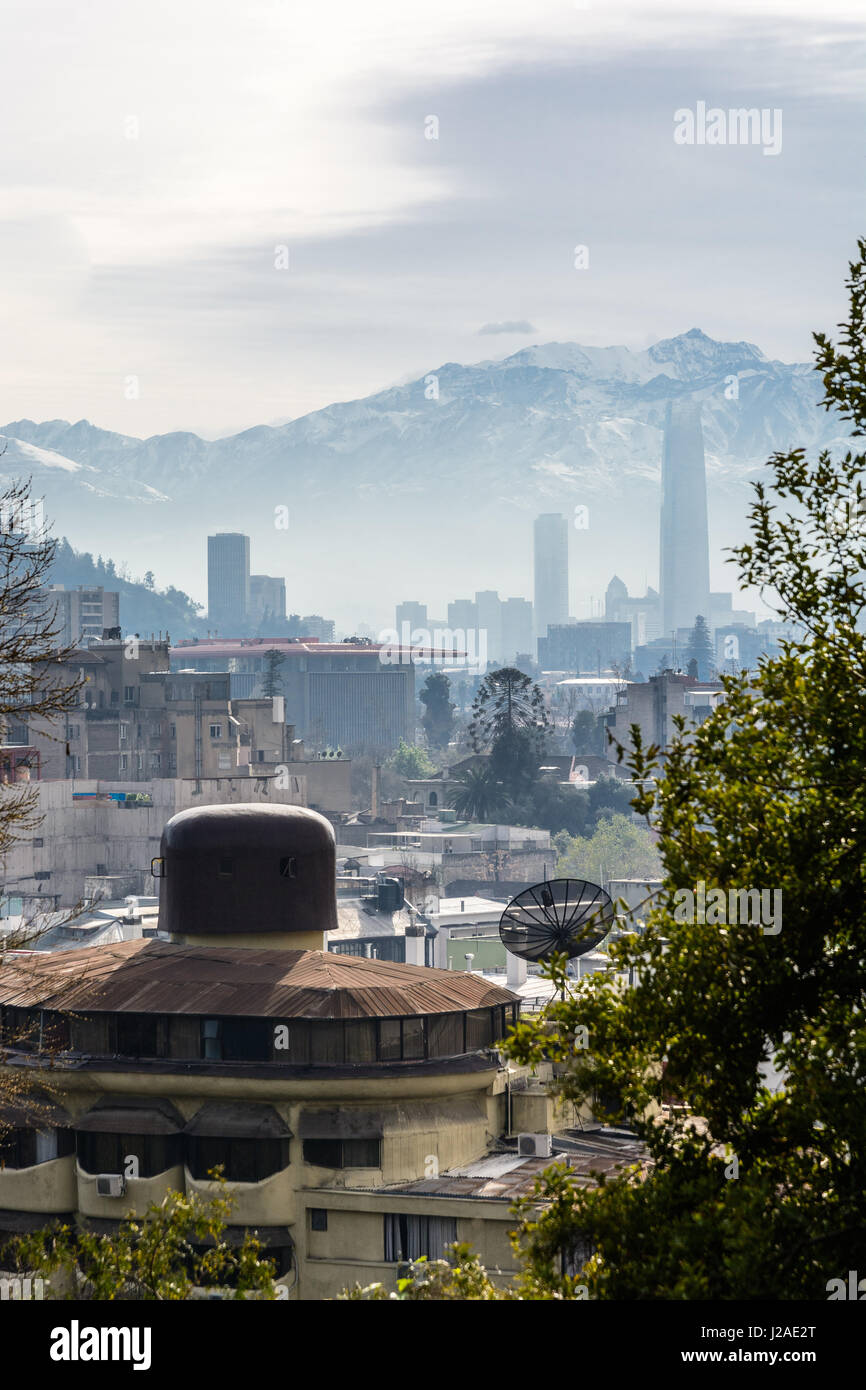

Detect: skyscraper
[659, 401, 710, 638]
[207, 533, 250, 633]
[533, 513, 569, 641]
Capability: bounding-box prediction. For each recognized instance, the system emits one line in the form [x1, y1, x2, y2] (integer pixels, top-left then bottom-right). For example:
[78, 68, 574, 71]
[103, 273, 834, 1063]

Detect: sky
[2, 0, 866, 440]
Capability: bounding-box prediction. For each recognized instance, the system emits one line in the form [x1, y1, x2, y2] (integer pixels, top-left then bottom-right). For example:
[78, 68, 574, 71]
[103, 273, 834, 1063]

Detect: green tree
[469, 668, 550, 796]
[262, 647, 285, 697]
[684, 614, 714, 680]
[571, 709, 602, 755]
[448, 763, 511, 822]
[12, 1177, 278, 1300]
[499, 241, 866, 1298]
[508, 777, 590, 838]
[388, 738, 435, 779]
[419, 672, 455, 749]
[555, 812, 662, 885]
[388, 241, 866, 1303]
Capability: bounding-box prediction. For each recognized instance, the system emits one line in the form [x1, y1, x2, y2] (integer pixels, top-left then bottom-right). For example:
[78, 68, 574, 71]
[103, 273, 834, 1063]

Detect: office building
[500, 598, 534, 665]
[533, 514, 569, 643]
[250, 575, 287, 625]
[538, 622, 631, 674]
[395, 602, 427, 636]
[659, 402, 711, 638]
[207, 533, 250, 633]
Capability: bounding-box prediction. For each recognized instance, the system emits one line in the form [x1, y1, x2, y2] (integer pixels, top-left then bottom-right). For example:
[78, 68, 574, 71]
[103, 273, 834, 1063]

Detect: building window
[120, 724, 129, 742]
[201, 1018, 222, 1060]
[116, 1014, 159, 1057]
[384, 1214, 457, 1263]
[186, 1135, 290, 1184]
[120, 754, 128, 772]
[310, 1208, 328, 1232]
[123, 686, 135, 704]
[65, 724, 80, 739]
[303, 1138, 381, 1169]
[169, 724, 176, 739]
[110, 690, 119, 705]
[76, 1131, 181, 1178]
[209, 724, 222, 739]
[151, 754, 161, 770]
[0, 1127, 74, 1170]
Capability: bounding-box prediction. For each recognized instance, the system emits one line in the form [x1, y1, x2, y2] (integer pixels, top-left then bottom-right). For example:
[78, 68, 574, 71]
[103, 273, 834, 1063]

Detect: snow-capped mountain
[1, 330, 847, 621]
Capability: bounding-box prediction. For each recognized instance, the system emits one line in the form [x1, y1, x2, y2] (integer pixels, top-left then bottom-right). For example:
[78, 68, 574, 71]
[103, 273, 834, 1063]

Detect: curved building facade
[0, 805, 538, 1297]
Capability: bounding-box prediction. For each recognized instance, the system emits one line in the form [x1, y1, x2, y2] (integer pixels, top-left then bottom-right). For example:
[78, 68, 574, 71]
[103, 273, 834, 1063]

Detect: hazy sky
[2, 0, 865, 438]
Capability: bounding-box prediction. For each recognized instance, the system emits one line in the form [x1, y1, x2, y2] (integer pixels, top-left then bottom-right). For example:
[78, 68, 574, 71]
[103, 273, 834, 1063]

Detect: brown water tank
[158, 803, 338, 938]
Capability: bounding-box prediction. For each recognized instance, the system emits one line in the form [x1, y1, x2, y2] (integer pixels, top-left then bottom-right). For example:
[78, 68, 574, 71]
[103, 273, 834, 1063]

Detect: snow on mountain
[0, 331, 850, 615]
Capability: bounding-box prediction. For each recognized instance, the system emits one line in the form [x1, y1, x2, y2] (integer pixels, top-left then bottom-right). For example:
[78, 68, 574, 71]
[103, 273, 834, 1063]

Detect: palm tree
[447, 764, 511, 823]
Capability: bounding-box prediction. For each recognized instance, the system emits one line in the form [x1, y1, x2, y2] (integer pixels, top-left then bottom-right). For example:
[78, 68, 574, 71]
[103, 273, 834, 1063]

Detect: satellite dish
[499, 878, 614, 962]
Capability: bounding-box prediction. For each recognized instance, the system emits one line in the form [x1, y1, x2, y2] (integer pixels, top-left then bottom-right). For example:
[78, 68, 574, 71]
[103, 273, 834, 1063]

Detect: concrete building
[0, 776, 308, 913]
[250, 576, 287, 626]
[299, 616, 335, 642]
[207, 533, 250, 633]
[395, 602, 427, 635]
[500, 598, 534, 666]
[0, 803, 645, 1298]
[538, 621, 631, 674]
[474, 591, 502, 665]
[604, 577, 661, 647]
[47, 586, 120, 647]
[533, 513, 569, 642]
[659, 401, 711, 639]
[447, 598, 477, 632]
[605, 671, 724, 765]
[171, 639, 415, 753]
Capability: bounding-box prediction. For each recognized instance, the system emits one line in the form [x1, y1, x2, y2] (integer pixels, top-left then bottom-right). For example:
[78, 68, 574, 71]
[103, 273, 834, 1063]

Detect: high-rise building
[501, 598, 534, 664]
[250, 575, 287, 625]
[47, 585, 120, 646]
[474, 591, 502, 664]
[447, 598, 477, 630]
[207, 533, 250, 633]
[538, 622, 631, 674]
[533, 514, 569, 642]
[300, 615, 335, 642]
[659, 402, 710, 638]
[395, 601, 427, 635]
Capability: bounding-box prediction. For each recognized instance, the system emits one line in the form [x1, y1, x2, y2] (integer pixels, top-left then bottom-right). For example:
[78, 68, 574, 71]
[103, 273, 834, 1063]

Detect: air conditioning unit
[517, 1133, 552, 1158]
[96, 1174, 126, 1198]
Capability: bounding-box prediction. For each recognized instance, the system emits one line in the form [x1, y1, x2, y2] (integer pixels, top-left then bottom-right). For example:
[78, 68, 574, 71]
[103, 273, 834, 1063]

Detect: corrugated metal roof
[0, 940, 518, 1019]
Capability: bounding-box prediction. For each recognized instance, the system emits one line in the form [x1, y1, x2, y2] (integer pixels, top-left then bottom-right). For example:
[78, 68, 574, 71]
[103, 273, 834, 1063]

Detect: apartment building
[0, 804, 643, 1297]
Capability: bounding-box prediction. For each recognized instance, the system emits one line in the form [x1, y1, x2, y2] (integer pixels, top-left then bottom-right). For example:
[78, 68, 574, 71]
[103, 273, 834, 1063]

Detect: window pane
[466, 1009, 493, 1050]
[303, 1139, 342, 1168]
[343, 1020, 377, 1063]
[343, 1139, 381, 1168]
[378, 1019, 401, 1060]
[402, 1016, 425, 1059]
[309, 1022, 344, 1064]
[428, 1013, 463, 1057]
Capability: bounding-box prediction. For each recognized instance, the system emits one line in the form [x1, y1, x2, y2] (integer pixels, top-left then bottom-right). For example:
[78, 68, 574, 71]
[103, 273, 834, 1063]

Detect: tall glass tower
[534, 513, 569, 642]
[659, 402, 711, 639]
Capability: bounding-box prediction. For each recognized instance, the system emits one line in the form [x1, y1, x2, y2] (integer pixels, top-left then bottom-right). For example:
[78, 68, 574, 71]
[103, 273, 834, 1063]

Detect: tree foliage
[556, 812, 662, 886]
[11, 1177, 278, 1300]
[387, 738, 435, 779]
[419, 672, 455, 749]
[393, 240, 866, 1300]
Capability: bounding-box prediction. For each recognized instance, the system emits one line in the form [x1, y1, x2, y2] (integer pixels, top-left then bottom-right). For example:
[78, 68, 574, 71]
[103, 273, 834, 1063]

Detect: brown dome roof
[0, 939, 517, 1019]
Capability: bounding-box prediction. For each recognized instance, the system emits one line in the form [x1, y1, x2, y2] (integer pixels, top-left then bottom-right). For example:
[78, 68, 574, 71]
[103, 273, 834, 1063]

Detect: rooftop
[0, 939, 516, 1019]
[363, 1129, 649, 1200]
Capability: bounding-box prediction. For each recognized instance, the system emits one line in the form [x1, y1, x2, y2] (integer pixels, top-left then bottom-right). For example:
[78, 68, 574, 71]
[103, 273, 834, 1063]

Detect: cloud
[478, 320, 537, 335]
